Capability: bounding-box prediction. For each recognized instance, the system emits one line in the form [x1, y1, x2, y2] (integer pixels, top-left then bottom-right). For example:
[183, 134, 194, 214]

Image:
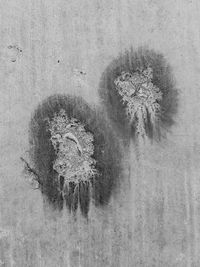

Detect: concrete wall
[1, 0, 200, 266]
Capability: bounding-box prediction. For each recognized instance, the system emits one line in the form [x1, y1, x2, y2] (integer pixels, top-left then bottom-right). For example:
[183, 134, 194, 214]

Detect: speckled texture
[1, 0, 200, 266]
[114, 67, 163, 138]
[48, 109, 97, 184]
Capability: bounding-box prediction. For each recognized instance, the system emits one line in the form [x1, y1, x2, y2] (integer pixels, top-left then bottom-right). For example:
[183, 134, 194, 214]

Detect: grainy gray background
[0, 0, 200, 266]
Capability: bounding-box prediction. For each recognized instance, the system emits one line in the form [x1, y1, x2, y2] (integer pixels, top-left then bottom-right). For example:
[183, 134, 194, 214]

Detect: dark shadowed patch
[99, 47, 178, 141]
[28, 94, 122, 217]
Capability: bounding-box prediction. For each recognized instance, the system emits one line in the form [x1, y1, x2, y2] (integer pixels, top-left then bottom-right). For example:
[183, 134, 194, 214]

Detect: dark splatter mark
[99, 47, 178, 141]
[27, 94, 122, 217]
[8, 45, 22, 52]
[7, 45, 22, 62]
[80, 71, 86, 75]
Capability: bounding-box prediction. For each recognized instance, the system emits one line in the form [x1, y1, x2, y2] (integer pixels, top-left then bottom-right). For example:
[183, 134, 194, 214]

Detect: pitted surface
[114, 67, 162, 137]
[47, 109, 98, 185]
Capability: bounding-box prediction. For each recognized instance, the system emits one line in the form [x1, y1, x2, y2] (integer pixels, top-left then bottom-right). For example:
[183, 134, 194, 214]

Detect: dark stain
[80, 71, 86, 75]
[99, 47, 178, 141]
[8, 45, 22, 52]
[8, 45, 23, 62]
[28, 94, 122, 217]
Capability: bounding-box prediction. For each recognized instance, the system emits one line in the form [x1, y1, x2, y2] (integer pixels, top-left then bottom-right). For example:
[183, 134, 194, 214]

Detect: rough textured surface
[1, 0, 200, 266]
[28, 94, 122, 217]
[99, 48, 178, 142]
[48, 109, 97, 184]
[114, 67, 163, 138]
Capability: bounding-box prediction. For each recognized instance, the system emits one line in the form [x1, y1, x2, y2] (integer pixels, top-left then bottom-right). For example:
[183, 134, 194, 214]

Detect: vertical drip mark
[184, 168, 195, 267]
[140, 145, 147, 264]
[130, 140, 147, 264]
[184, 171, 192, 267]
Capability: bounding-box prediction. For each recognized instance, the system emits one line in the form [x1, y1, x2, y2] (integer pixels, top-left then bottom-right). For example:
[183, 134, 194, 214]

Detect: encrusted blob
[114, 67, 162, 138]
[47, 109, 98, 186]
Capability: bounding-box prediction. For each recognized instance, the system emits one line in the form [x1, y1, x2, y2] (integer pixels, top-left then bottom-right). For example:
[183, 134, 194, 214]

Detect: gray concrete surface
[1, 0, 200, 266]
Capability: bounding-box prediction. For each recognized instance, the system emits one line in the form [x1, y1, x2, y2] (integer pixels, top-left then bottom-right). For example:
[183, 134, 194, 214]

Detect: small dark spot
[57, 60, 60, 63]
[8, 44, 22, 62]
[8, 45, 22, 53]
[80, 71, 86, 75]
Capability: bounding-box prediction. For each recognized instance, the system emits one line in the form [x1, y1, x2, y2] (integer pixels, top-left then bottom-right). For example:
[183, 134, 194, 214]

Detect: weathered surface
[0, 0, 200, 266]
